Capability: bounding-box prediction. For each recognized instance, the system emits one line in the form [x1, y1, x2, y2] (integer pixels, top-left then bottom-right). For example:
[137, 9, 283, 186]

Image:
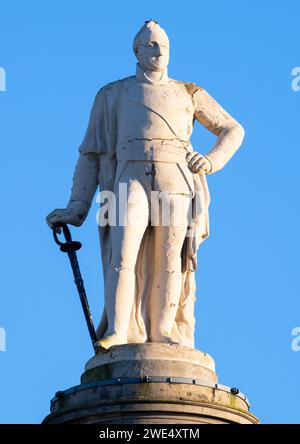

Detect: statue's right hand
[46, 208, 84, 232]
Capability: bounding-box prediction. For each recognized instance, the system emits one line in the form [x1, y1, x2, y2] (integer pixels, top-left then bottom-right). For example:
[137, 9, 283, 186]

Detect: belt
[116, 139, 193, 163]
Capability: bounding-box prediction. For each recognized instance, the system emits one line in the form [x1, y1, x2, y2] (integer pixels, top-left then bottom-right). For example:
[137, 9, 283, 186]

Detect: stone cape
[78, 77, 211, 347]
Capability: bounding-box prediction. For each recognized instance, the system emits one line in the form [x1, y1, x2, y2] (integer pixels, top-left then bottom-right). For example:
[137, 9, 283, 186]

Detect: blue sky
[0, 0, 299, 424]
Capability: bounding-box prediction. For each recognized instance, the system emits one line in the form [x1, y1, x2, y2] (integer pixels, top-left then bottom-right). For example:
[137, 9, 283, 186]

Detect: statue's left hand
[186, 151, 212, 174]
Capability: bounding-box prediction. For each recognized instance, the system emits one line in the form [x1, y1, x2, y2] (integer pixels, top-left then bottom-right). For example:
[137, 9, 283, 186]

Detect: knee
[110, 245, 138, 274]
[163, 245, 182, 273]
[110, 261, 136, 275]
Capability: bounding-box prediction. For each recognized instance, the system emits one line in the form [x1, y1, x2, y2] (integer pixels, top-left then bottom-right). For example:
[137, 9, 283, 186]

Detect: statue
[46, 21, 245, 350]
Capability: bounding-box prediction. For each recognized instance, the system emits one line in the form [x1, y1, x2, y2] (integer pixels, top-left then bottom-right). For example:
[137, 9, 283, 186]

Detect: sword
[52, 223, 98, 353]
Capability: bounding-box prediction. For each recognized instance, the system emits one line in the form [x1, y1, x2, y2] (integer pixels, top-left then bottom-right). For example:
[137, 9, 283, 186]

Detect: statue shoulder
[93, 76, 134, 104]
[169, 79, 204, 96]
[97, 76, 134, 95]
[184, 81, 204, 96]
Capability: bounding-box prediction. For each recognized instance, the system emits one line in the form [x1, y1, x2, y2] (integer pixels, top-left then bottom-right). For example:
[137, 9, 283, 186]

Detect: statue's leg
[98, 177, 149, 349]
[149, 193, 191, 344]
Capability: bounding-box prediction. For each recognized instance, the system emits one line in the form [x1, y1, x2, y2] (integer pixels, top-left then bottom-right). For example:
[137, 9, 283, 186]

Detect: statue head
[133, 20, 170, 72]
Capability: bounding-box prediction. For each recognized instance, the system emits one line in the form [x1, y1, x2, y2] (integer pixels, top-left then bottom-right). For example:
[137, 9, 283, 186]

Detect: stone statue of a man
[46, 21, 244, 350]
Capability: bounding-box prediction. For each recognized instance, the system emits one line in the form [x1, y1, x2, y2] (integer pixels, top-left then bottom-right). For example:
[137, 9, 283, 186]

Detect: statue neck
[136, 64, 169, 85]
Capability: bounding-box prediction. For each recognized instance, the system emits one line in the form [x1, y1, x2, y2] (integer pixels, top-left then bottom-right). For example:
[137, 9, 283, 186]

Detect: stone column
[43, 344, 259, 424]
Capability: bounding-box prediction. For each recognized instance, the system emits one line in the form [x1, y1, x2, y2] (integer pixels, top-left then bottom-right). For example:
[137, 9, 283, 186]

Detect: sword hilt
[52, 223, 82, 253]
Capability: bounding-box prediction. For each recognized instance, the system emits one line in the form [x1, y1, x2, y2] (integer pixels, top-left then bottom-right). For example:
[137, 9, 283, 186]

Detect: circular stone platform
[43, 343, 259, 424]
[82, 343, 217, 384]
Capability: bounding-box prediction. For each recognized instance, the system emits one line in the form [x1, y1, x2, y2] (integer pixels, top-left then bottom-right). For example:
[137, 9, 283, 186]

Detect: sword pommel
[52, 223, 82, 253]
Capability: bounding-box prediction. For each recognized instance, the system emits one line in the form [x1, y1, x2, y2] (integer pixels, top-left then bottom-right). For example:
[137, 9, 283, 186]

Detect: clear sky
[0, 0, 299, 424]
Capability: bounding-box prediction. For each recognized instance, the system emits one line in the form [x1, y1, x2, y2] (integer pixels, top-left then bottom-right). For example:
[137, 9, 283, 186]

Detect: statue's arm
[66, 151, 100, 223]
[46, 94, 102, 229]
[191, 87, 245, 174]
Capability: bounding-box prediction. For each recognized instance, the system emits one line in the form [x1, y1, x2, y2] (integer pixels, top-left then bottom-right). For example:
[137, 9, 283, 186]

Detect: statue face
[136, 28, 169, 72]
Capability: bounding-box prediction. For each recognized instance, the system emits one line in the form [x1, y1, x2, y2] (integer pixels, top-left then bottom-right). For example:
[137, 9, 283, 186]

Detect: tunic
[68, 67, 245, 346]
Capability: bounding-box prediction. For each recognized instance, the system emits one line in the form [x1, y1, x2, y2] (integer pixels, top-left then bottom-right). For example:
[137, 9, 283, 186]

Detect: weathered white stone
[43, 21, 257, 425]
[46, 21, 244, 350]
[86, 343, 215, 371]
[82, 343, 217, 384]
